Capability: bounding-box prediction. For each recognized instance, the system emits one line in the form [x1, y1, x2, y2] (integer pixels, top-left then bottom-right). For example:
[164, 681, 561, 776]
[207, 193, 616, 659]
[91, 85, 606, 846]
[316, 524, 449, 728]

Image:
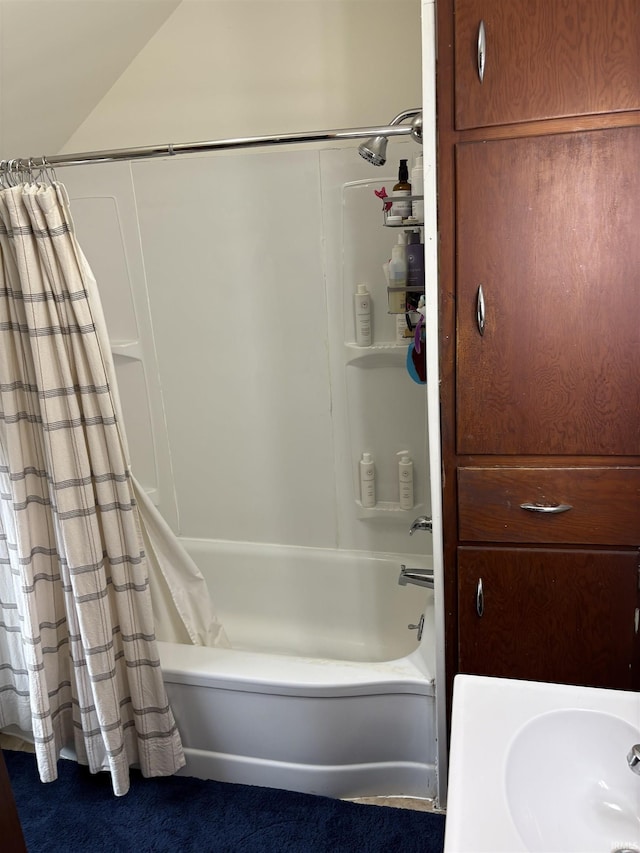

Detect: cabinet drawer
[458, 467, 640, 545]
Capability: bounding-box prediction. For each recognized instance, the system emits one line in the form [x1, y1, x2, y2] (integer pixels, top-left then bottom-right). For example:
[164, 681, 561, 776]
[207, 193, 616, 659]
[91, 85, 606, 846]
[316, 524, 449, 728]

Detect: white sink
[506, 709, 640, 853]
[444, 676, 640, 853]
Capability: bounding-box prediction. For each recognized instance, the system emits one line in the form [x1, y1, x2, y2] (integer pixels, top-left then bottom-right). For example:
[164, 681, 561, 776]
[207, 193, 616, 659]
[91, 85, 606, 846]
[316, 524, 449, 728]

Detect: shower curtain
[0, 179, 225, 795]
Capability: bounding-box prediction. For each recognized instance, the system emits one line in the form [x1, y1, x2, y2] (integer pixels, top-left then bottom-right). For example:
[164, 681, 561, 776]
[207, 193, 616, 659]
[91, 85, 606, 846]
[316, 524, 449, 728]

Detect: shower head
[358, 109, 423, 167]
[358, 135, 388, 166]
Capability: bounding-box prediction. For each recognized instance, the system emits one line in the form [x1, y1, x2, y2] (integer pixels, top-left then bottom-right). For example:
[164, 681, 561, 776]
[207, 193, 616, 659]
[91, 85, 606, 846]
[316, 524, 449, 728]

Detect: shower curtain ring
[41, 156, 58, 185]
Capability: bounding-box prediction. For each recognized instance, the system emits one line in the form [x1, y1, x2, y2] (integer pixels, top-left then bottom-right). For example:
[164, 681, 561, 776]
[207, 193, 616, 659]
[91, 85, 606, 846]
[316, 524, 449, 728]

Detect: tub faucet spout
[628, 744, 640, 775]
[398, 565, 434, 589]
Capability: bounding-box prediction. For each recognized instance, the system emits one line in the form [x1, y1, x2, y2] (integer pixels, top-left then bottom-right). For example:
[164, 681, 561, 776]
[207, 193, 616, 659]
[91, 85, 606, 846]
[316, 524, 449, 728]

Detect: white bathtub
[158, 538, 437, 799]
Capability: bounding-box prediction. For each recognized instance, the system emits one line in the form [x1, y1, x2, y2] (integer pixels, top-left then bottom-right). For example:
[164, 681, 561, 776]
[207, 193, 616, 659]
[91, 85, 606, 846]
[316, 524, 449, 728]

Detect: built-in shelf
[143, 486, 159, 506]
[344, 342, 409, 366]
[356, 500, 425, 519]
[110, 340, 143, 362]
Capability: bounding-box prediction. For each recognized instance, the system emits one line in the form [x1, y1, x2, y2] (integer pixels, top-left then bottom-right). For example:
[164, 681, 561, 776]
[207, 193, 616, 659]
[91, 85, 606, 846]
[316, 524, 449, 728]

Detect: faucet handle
[409, 516, 432, 535]
[628, 744, 640, 774]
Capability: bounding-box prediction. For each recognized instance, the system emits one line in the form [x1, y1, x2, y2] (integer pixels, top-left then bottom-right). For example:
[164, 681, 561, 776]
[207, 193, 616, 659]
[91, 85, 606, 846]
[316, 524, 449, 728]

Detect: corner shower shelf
[344, 342, 408, 366]
[356, 500, 426, 519]
[110, 340, 144, 362]
[143, 486, 160, 505]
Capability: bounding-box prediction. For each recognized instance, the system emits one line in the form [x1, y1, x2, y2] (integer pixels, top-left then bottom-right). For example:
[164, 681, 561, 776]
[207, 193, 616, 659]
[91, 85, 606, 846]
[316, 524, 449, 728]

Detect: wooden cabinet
[437, 0, 640, 704]
[454, 0, 640, 130]
[457, 548, 638, 690]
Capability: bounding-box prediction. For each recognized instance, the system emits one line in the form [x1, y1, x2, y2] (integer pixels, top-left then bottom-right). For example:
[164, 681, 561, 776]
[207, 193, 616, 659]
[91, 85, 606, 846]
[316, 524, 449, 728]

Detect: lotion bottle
[388, 232, 407, 313]
[391, 159, 412, 219]
[397, 450, 414, 510]
[360, 452, 376, 508]
[354, 283, 372, 346]
[411, 154, 424, 222]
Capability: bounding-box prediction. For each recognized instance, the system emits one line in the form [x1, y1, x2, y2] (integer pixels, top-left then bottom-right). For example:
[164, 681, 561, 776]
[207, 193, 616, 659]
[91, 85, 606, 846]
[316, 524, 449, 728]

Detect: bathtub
[158, 539, 437, 799]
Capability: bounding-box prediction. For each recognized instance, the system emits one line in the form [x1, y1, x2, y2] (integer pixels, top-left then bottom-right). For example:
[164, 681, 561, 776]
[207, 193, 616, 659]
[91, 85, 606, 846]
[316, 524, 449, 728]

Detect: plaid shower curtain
[0, 181, 187, 795]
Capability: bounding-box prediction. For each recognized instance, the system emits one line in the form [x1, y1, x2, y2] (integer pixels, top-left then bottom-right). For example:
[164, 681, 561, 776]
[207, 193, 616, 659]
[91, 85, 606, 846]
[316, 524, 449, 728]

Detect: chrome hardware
[399, 566, 434, 589]
[520, 502, 573, 514]
[627, 744, 640, 775]
[476, 285, 485, 336]
[476, 577, 484, 617]
[477, 20, 486, 82]
[409, 516, 433, 535]
[408, 613, 425, 641]
[358, 108, 423, 167]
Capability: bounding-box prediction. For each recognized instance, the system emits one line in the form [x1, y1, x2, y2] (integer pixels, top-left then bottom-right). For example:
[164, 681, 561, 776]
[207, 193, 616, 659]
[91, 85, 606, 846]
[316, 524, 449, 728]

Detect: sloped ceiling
[0, 0, 181, 159]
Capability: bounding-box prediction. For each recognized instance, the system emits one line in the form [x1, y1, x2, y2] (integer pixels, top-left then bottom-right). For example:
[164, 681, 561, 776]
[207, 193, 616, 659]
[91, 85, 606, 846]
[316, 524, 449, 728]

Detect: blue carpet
[5, 750, 445, 852]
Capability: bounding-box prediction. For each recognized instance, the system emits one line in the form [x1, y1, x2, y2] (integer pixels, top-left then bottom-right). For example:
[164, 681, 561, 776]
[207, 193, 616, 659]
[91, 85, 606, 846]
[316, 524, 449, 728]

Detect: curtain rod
[2, 122, 417, 171]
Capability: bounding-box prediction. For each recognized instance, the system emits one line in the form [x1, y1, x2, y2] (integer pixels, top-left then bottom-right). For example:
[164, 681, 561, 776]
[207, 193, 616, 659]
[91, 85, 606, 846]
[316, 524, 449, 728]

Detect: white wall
[0, 0, 180, 157]
[61, 0, 422, 153]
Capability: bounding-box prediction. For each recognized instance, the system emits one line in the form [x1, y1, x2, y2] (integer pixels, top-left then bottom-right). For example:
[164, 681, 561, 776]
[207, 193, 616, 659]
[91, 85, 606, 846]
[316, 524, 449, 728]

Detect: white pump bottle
[360, 452, 376, 508]
[397, 450, 414, 510]
[354, 283, 372, 346]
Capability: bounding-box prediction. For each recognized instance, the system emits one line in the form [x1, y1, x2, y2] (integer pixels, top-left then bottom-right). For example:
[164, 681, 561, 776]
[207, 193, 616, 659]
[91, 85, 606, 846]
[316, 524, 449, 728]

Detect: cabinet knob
[477, 20, 486, 83]
[520, 502, 573, 514]
[476, 577, 484, 617]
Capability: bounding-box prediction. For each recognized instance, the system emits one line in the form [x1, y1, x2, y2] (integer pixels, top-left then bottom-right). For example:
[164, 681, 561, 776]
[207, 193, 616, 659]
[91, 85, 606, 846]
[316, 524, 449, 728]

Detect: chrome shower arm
[389, 108, 421, 126]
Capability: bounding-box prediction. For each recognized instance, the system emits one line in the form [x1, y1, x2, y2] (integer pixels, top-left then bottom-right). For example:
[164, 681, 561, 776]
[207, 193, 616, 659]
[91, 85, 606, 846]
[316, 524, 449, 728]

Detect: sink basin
[445, 676, 640, 853]
[506, 709, 640, 853]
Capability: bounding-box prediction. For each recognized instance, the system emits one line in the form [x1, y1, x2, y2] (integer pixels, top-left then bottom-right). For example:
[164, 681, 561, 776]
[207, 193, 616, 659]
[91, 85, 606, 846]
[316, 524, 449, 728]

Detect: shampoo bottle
[354, 284, 372, 346]
[397, 450, 414, 510]
[388, 233, 407, 313]
[411, 154, 424, 222]
[360, 452, 376, 508]
[406, 230, 425, 311]
[391, 159, 412, 220]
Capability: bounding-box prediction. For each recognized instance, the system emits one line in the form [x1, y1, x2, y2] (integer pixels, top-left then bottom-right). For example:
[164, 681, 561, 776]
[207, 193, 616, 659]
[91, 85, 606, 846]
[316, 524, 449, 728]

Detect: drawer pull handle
[476, 577, 484, 617]
[520, 502, 573, 514]
[477, 20, 486, 83]
[476, 284, 485, 336]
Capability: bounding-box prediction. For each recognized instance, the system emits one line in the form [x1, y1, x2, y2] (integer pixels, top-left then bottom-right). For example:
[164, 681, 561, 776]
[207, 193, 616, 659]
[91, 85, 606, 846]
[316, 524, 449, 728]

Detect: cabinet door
[454, 0, 640, 129]
[456, 127, 640, 456]
[458, 547, 639, 690]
